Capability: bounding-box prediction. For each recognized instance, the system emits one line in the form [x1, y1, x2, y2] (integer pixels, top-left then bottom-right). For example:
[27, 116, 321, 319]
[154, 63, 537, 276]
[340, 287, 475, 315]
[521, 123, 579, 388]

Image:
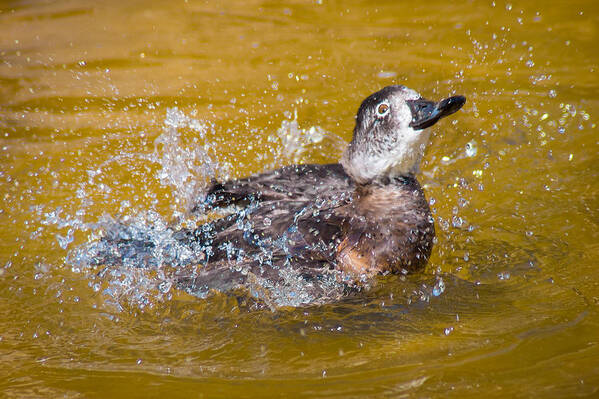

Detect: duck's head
[341, 85, 466, 184]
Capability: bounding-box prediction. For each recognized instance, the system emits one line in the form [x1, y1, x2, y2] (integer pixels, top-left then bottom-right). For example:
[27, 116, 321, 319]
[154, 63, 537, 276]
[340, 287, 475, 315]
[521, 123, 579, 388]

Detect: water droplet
[452, 216, 463, 228]
[158, 281, 172, 293]
[497, 272, 511, 280]
[377, 70, 397, 79]
[432, 278, 445, 296]
[465, 141, 477, 157]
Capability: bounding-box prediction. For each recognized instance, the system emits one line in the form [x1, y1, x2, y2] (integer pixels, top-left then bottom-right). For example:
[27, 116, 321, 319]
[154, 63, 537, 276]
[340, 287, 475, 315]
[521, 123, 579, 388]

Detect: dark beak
[407, 95, 466, 130]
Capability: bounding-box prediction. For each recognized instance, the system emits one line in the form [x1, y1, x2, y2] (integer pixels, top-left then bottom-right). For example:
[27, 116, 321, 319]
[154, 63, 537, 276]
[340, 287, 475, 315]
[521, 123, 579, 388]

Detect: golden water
[1, 0, 598, 397]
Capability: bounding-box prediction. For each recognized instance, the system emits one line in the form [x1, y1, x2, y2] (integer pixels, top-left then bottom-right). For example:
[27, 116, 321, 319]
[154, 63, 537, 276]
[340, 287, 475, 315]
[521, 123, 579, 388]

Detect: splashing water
[48, 107, 357, 309]
[277, 108, 347, 164]
[156, 107, 218, 213]
[83, 107, 216, 217]
[56, 108, 222, 307]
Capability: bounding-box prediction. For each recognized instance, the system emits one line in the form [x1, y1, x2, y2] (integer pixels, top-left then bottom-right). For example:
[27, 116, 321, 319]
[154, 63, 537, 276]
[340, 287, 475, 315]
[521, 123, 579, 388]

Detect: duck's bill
[407, 95, 466, 130]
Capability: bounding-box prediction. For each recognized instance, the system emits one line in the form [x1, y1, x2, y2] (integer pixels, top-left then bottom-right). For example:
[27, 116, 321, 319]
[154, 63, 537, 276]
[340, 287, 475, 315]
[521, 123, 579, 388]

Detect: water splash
[36, 107, 222, 308]
[49, 107, 355, 310]
[277, 108, 346, 163]
[156, 107, 217, 213]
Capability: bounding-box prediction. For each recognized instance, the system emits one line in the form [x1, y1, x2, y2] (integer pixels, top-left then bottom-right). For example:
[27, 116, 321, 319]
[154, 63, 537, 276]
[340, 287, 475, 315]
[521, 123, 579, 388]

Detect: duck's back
[199, 163, 352, 208]
[183, 164, 354, 266]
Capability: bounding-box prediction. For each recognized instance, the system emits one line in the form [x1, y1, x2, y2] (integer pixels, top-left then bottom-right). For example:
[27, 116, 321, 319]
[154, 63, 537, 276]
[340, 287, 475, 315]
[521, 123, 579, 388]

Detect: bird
[92, 85, 466, 307]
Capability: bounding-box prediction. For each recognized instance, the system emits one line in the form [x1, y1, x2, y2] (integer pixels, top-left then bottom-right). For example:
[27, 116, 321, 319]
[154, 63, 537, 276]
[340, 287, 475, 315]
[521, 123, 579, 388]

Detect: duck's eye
[376, 103, 390, 116]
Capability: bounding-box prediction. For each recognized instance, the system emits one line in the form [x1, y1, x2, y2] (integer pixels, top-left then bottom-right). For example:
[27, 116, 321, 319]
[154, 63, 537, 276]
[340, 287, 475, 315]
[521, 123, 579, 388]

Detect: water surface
[1, 0, 598, 397]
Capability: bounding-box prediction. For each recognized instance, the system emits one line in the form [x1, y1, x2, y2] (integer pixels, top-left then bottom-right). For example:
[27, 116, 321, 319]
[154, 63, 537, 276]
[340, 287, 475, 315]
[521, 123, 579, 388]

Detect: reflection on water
[1, 0, 598, 397]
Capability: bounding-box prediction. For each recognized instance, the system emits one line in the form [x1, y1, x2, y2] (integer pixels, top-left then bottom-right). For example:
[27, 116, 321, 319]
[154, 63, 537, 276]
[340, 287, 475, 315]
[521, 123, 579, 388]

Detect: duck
[93, 85, 466, 306]
[168, 85, 466, 305]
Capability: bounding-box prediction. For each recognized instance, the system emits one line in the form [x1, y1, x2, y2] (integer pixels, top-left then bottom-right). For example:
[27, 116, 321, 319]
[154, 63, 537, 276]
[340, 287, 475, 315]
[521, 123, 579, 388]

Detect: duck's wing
[175, 181, 353, 267]
[174, 174, 356, 307]
[196, 163, 352, 211]
[175, 162, 355, 265]
[174, 197, 369, 307]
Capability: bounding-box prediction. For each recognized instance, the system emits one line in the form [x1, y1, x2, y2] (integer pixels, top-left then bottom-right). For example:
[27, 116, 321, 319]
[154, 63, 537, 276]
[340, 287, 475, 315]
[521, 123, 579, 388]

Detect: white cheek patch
[395, 101, 414, 129]
[389, 92, 419, 130]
